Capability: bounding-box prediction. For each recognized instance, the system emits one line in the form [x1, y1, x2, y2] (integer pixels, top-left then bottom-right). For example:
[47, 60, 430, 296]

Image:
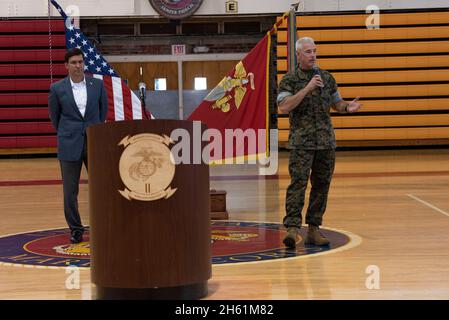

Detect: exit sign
[171, 44, 186, 55]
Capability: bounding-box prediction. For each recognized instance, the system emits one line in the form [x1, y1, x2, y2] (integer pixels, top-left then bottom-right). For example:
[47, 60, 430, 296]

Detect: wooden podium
[87, 120, 211, 299]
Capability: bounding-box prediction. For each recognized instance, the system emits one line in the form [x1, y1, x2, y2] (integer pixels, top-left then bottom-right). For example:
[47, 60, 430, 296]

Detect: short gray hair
[296, 37, 315, 52]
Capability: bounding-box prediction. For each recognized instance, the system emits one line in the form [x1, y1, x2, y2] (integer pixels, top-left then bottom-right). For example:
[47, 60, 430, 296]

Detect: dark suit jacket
[48, 76, 108, 161]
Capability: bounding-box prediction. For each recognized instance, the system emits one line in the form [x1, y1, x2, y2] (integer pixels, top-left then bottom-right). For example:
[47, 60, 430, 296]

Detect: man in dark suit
[48, 48, 108, 243]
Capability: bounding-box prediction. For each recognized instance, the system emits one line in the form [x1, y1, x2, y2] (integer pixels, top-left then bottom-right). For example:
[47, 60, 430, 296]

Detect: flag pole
[287, 3, 299, 73]
[47, 0, 53, 84]
[267, 4, 299, 72]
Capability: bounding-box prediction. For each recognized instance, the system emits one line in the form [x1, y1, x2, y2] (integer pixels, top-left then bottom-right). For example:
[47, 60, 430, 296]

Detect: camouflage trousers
[283, 149, 336, 228]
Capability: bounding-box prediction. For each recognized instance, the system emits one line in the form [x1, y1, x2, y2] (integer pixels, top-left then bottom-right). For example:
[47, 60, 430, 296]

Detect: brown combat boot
[283, 227, 302, 248]
[305, 225, 330, 246]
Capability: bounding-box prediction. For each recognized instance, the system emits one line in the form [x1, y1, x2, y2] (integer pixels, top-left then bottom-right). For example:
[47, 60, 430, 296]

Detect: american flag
[51, 0, 150, 121]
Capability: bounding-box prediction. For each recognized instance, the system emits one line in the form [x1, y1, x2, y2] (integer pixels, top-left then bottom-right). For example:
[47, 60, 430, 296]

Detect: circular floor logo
[0, 221, 359, 269]
[149, 0, 203, 20]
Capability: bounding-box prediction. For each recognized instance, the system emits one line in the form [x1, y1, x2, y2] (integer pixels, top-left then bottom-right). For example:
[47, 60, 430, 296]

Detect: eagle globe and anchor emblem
[118, 133, 177, 201]
[149, 0, 203, 20]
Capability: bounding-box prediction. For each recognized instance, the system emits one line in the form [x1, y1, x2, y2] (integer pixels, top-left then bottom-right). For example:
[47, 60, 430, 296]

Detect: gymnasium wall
[1, 0, 449, 18]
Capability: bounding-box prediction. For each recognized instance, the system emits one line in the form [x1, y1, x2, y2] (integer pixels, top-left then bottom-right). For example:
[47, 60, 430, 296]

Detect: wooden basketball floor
[1, 148, 449, 299]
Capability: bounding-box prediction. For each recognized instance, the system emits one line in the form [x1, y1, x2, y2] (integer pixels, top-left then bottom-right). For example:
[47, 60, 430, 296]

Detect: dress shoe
[70, 230, 83, 244]
[283, 227, 301, 248]
[304, 225, 329, 246]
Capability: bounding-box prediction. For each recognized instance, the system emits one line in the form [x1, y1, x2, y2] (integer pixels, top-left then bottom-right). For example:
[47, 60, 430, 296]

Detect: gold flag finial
[291, 2, 300, 11]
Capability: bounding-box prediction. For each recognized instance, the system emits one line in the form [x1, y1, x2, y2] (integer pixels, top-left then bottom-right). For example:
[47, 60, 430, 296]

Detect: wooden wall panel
[278, 70, 449, 85]
[277, 55, 449, 72]
[183, 61, 205, 90]
[277, 41, 449, 57]
[278, 98, 449, 114]
[106, 61, 239, 91]
[183, 60, 239, 90]
[109, 62, 178, 90]
[276, 12, 449, 28]
[279, 127, 449, 142]
[279, 114, 449, 130]
[277, 26, 449, 42]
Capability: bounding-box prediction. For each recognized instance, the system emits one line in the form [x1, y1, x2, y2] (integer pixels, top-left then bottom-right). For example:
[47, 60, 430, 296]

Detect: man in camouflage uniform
[277, 37, 362, 248]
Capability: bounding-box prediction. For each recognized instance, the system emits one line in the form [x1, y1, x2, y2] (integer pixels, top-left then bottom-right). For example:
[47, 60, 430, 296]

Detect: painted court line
[2, 171, 449, 187]
[407, 194, 449, 218]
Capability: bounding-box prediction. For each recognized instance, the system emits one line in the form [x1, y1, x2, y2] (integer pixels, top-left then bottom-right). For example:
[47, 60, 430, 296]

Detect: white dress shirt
[70, 77, 87, 117]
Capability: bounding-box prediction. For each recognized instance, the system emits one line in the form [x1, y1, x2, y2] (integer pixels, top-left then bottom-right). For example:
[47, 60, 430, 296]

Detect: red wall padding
[0, 79, 54, 91]
[0, 107, 50, 120]
[0, 19, 67, 150]
[0, 136, 56, 148]
[0, 49, 66, 62]
[0, 64, 66, 76]
[0, 20, 64, 33]
[0, 122, 55, 135]
[0, 35, 66, 48]
[0, 93, 49, 106]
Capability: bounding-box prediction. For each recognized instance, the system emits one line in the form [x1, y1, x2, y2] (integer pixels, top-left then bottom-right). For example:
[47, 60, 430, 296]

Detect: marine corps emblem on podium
[118, 133, 177, 201]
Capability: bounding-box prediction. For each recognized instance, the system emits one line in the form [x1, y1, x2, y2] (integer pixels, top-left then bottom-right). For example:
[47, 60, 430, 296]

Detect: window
[98, 24, 135, 35]
[194, 77, 207, 90]
[154, 78, 167, 91]
[140, 23, 177, 35]
[182, 23, 218, 35]
[224, 21, 260, 34]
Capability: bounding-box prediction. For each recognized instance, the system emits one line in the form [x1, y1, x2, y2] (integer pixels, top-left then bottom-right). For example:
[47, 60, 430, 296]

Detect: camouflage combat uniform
[277, 67, 342, 228]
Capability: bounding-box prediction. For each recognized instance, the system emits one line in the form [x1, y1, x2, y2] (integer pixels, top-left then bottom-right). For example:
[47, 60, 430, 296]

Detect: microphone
[138, 82, 152, 120]
[138, 82, 146, 107]
[312, 64, 323, 92]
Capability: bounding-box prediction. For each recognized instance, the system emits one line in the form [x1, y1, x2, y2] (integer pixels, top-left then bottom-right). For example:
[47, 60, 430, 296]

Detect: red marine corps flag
[188, 34, 271, 163]
[188, 10, 291, 164]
